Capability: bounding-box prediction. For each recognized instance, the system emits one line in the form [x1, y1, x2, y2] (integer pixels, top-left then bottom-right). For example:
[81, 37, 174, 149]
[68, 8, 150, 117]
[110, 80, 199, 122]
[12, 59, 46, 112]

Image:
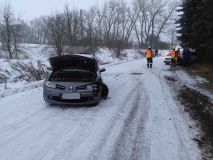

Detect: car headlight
[86, 84, 93, 90]
[86, 84, 98, 90]
[45, 81, 56, 88]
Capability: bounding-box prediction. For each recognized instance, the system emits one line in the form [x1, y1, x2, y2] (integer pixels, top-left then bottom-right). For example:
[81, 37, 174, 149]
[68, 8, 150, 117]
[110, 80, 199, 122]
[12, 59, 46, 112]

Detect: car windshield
[49, 70, 97, 82]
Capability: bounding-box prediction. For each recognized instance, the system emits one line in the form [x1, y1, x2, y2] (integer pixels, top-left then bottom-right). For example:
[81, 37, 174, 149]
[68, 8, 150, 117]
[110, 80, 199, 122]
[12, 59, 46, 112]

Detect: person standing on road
[145, 47, 153, 68]
[170, 48, 176, 67]
[176, 48, 182, 65]
[182, 48, 190, 65]
[154, 49, 159, 57]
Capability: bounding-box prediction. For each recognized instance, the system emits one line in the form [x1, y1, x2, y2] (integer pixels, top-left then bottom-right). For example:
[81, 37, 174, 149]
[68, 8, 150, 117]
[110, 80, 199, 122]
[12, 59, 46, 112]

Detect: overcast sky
[0, 0, 116, 21]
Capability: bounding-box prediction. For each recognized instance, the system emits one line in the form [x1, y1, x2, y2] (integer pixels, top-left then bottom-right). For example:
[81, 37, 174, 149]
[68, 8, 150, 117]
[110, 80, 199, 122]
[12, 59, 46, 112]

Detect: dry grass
[199, 65, 213, 75]
[188, 63, 212, 78]
[182, 64, 213, 95]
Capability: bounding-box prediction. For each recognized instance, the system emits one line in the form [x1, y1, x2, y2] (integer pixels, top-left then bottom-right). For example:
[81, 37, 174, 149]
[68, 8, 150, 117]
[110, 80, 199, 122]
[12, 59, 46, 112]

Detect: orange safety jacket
[171, 50, 176, 58]
[146, 50, 152, 58]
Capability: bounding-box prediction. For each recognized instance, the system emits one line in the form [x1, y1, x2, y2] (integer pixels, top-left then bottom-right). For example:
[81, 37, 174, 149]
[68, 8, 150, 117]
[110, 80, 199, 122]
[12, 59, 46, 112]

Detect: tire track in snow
[49, 77, 135, 160]
[0, 58, 200, 160]
[110, 78, 151, 160]
[61, 83, 141, 159]
[144, 66, 193, 160]
[86, 76, 151, 160]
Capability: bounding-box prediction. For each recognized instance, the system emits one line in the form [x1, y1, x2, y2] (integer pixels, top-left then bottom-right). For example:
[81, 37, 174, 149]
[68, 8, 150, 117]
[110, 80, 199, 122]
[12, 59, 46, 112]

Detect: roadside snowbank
[95, 48, 143, 65]
[175, 70, 213, 103]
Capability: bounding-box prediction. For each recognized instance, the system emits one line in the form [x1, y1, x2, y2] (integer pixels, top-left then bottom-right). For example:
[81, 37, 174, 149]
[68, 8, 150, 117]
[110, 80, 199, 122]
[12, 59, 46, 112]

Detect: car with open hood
[43, 55, 107, 106]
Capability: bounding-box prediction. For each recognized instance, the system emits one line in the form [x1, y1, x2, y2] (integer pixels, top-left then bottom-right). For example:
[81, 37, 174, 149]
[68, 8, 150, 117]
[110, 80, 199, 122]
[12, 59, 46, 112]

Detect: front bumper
[164, 60, 171, 64]
[43, 87, 101, 106]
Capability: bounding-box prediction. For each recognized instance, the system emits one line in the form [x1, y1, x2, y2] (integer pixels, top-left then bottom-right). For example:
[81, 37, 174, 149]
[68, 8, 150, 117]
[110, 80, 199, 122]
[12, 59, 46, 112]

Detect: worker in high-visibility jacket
[170, 48, 176, 67]
[145, 47, 153, 68]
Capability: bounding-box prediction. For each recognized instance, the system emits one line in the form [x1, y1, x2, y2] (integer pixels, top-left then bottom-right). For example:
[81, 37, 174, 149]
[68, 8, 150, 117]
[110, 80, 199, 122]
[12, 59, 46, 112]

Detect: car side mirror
[47, 67, 52, 71]
[100, 68, 106, 73]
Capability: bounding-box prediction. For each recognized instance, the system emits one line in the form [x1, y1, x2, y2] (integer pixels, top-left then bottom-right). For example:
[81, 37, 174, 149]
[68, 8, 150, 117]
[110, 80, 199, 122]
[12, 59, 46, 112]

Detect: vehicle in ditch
[43, 55, 107, 106]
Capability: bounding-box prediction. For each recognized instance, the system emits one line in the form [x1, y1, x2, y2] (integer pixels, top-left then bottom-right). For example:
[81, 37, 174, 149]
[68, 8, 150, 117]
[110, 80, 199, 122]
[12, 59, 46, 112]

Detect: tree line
[0, 0, 178, 58]
[177, 0, 213, 64]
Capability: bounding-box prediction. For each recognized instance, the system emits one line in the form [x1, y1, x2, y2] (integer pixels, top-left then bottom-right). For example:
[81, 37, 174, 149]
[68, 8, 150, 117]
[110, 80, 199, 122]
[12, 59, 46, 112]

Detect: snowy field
[0, 45, 203, 159]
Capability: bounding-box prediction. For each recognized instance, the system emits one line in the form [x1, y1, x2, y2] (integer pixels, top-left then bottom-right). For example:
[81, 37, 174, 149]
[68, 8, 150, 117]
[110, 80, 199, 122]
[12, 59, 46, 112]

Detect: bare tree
[84, 7, 97, 49]
[132, 0, 177, 48]
[95, 6, 105, 45]
[154, 0, 179, 47]
[0, 3, 22, 59]
[63, 5, 81, 47]
[13, 21, 22, 58]
[112, 0, 138, 56]
[45, 13, 66, 56]
[133, 0, 147, 48]
[29, 18, 48, 44]
[19, 0, 178, 54]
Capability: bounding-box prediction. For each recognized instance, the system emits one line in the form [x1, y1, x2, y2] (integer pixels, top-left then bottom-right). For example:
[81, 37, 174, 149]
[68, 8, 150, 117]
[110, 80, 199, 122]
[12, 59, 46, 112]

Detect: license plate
[62, 93, 80, 100]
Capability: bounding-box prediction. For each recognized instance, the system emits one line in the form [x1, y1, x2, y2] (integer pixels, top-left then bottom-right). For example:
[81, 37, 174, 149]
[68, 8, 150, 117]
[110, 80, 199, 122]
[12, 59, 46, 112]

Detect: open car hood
[49, 55, 98, 73]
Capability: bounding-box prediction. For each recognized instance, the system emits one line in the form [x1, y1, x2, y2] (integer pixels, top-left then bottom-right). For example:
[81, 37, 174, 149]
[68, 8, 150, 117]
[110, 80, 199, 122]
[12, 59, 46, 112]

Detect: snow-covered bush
[10, 60, 48, 82]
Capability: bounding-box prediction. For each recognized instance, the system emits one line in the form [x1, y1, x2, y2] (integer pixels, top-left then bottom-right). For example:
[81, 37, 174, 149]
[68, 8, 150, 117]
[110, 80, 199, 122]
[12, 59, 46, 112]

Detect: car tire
[43, 96, 48, 102]
[101, 83, 109, 99]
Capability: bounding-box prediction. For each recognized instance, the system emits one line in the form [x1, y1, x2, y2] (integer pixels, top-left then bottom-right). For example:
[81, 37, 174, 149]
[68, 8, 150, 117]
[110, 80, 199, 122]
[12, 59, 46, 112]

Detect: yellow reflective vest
[171, 50, 176, 58]
[146, 50, 152, 58]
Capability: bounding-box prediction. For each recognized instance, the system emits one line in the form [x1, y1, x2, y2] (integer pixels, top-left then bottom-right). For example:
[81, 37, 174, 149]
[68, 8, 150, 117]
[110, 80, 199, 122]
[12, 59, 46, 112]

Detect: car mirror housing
[47, 67, 52, 71]
[100, 68, 106, 73]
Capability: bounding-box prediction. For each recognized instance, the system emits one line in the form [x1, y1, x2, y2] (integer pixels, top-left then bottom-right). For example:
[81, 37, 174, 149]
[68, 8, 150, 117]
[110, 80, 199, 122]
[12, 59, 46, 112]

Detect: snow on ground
[155, 49, 213, 102]
[20, 43, 55, 61]
[175, 70, 209, 86]
[0, 55, 201, 160]
[175, 69, 213, 103]
[0, 44, 53, 92]
[1, 46, 210, 159]
[95, 48, 143, 65]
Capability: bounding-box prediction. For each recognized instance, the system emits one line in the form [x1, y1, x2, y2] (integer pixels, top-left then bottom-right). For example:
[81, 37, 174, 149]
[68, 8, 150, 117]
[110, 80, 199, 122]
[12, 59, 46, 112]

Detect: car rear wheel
[101, 83, 109, 99]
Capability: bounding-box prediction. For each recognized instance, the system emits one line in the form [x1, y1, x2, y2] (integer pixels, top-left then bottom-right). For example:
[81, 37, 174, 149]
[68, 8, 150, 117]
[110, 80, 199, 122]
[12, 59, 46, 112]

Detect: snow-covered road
[0, 58, 200, 160]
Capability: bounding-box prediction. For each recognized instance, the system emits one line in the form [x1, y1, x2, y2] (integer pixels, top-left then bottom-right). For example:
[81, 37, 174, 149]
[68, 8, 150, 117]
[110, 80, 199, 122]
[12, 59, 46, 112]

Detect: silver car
[164, 52, 171, 65]
[43, 55, 107, 106]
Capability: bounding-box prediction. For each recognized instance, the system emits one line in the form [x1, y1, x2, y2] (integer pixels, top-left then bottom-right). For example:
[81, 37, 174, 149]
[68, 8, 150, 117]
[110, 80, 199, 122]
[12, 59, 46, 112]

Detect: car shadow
[46, 103, 99, 110]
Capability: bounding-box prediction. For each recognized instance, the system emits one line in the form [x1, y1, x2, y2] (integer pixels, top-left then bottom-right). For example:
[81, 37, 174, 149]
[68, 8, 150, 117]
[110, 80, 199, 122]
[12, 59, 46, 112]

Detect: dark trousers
[171, 58, 176, 67]
[147, 58, 153, 68]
